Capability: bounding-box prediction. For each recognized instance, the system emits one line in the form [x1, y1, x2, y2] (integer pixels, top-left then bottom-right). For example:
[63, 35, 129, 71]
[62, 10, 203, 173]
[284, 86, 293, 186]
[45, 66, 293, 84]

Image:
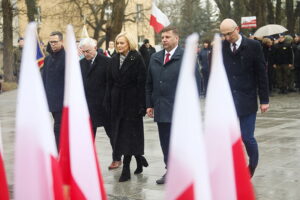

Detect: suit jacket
[41, 49, 65, 112]
[80, 53, 111, 127]
[146, 47, 184, 123]
[222, 36, 269, 117]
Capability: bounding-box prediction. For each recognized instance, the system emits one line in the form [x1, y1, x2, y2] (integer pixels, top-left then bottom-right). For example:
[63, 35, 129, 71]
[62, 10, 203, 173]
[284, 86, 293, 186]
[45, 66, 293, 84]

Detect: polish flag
[0, 122, 9, 200]
[150, 2, 170, 33]
[204, 34, 255, 200]
[166, 33, 212, 200]
[14, 23, 64, 200]
[59, 25, 106, 200]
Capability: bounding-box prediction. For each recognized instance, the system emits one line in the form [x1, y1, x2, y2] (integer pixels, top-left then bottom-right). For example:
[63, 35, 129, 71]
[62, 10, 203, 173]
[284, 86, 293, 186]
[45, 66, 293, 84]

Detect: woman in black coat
[106, 32, 148, 182]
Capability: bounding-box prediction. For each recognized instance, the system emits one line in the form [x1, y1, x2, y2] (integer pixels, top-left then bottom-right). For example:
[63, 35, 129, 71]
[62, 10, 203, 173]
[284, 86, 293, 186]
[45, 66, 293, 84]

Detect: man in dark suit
[220, 19, 269, 177]
[146, 26, 184, 184]
[79, 38, 121, 170]
[42, 31, 65, 150]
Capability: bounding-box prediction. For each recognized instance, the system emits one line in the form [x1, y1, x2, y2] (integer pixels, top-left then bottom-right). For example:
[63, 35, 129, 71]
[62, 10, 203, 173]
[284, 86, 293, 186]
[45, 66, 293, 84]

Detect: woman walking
[106, 32, 148, 182]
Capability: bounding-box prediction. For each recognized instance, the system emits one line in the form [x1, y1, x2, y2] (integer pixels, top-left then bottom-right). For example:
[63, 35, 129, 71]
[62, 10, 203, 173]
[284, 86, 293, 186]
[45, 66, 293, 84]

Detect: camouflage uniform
[13, 47, 23, 82]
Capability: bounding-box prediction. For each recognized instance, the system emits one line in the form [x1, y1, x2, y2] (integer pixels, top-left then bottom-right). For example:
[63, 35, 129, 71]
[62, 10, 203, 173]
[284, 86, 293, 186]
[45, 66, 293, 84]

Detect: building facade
[16, 0, 155, 49]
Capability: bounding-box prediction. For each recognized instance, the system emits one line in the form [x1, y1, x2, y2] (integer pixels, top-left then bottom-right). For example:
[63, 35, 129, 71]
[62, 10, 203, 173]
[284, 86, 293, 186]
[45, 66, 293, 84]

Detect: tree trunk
[2, 0, 14, 82]
[286, 0, 295, 34]
[275, 0, 282, 24]
[266, 0, 274, 24]
[25, 0, 37, 22]
[214, 0, 232, 21]
[109, 0, 126, 45]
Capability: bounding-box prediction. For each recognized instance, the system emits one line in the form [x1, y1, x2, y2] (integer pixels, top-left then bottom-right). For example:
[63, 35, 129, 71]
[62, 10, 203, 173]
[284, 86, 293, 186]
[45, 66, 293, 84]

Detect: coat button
[160, 81, 162, 83]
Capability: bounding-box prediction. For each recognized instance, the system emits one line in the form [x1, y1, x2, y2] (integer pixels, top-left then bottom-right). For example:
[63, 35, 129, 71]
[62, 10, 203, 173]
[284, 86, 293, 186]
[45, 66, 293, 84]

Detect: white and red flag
[14, 23, 64, 200]
[0, 122, 9, 200]
[59, 25, 107, 200]
[204, 34, 255, 200]
[150, 1, 170, 33]
[166, 33, 212, 200]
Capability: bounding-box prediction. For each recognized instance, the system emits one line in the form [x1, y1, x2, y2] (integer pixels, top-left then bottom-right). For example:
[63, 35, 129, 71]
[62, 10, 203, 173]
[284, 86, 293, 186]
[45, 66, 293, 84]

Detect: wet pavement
[1, 90, 300, 200]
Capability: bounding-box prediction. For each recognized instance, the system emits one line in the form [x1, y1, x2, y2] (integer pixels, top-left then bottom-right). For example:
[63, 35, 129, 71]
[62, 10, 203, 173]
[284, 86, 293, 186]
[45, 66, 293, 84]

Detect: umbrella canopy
[254, 24, 288, 37]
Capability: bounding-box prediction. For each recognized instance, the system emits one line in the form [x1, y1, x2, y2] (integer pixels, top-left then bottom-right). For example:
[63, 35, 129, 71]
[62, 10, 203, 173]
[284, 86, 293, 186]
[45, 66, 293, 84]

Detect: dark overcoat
[222, 36, 269, 117]
[41, 49, 65, 112]
[146, 47, 184, 123]
[80, 53, 111, 128]
[107, 50, 146, 155]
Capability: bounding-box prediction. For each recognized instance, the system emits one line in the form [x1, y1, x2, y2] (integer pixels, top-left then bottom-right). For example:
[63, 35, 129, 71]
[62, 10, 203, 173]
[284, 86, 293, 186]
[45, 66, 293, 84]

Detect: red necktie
[232, 43, 237, 54]
[164, 53, 170, 64]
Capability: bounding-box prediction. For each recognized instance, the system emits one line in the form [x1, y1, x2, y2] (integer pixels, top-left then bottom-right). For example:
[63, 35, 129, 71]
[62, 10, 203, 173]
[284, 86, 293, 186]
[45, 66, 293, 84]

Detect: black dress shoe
[134, 156, 149, 174]
[156, 174, 166, 184]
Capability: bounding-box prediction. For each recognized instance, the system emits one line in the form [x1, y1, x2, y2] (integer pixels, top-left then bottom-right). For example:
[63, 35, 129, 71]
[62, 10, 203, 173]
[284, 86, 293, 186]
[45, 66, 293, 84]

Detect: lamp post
[104, 4, 112, 48]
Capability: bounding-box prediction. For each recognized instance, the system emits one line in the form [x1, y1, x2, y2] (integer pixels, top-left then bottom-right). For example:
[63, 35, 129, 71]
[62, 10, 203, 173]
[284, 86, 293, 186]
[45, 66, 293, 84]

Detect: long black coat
[146, 47, 184, 123]
[41, 49, 65, 112]
[222, 36, 269, 117]
[107, 50, 146, 155]
[80, 53, 111, 128]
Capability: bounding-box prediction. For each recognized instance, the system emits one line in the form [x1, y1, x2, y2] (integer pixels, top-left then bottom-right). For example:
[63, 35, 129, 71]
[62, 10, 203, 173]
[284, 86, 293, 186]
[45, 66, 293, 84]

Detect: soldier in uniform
[273, 34, 294, 94]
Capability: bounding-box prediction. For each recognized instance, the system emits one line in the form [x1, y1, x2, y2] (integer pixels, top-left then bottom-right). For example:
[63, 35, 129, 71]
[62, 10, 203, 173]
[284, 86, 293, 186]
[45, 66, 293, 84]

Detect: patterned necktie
[164, 53, 170, 64]
[232, 43, 237, 54]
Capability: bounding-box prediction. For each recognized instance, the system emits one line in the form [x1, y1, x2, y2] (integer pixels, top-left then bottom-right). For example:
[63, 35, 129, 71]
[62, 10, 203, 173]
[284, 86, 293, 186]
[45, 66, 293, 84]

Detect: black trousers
[92, 124, 121, 161]
[157, 122, 171, 167]
[51, 111, 62, 150]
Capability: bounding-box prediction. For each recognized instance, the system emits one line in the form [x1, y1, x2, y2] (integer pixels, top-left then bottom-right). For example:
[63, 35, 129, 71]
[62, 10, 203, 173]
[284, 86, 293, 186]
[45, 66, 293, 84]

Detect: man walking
[42, 31, 65, 149]
[146, 26, 184, 184]
[220, 19, 269, 177]
[79, 38, 122, 170]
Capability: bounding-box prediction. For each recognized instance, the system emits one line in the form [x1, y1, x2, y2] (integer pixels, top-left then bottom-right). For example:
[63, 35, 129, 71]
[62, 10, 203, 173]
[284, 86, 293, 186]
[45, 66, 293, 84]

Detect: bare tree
[58, 0, 149, 48]
[25, 0, 37, 22]
[286, 0, 300, 34]
[2, 0, 14, 81]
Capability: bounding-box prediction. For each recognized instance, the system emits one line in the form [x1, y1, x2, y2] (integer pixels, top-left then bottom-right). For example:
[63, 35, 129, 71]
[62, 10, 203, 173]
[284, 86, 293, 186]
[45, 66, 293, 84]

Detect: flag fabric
[0, 122, 9, 200]
[150, 2, 170, 33]
[59, 24, 106, 200]
[36, 39, 45, 68]
[81, 24, 90, 39]
[204, 34, 255, 200]
[166, 33, 212, 200]
[14, 23, 64, 200]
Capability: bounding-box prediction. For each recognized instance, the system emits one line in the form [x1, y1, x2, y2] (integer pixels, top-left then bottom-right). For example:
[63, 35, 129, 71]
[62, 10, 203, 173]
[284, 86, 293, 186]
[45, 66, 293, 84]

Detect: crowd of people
[198, 30, 300, 97]
[13, 18, 280, 184]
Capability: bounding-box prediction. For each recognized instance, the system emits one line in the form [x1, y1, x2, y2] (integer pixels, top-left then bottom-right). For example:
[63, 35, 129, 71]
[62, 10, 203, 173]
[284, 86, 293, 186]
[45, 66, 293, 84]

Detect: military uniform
[13, 47, 23, 82]
[273, 41, 293, 93]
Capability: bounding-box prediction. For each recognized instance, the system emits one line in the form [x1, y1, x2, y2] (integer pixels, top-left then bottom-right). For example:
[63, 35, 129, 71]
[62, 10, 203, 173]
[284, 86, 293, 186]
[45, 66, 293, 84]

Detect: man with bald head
[220, 19, 269, 177]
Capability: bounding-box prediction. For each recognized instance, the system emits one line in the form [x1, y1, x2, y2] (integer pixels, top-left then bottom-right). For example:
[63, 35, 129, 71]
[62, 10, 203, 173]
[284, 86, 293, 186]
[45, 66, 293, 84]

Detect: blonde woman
[106, 32, 148, 182]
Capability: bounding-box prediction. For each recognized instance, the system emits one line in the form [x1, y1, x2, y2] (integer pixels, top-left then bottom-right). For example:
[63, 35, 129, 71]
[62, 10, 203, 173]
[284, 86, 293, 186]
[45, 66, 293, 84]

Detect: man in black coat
[79, 38, 121, 170]
[42, 31, 65, 149]
[139, 39, 156, 70]
[146, 26, 184, 184]
[220, 19, 269, 177]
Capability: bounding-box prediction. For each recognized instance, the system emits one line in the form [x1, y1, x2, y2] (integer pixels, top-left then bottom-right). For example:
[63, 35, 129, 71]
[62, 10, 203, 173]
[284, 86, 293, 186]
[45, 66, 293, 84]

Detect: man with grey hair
[220, 18, 269, 177]
[79, 38, 122, 170]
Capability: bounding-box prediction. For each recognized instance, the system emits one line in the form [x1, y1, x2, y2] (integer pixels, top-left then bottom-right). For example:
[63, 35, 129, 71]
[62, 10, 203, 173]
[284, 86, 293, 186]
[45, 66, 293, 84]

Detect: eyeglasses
[221, 27, 237, 37]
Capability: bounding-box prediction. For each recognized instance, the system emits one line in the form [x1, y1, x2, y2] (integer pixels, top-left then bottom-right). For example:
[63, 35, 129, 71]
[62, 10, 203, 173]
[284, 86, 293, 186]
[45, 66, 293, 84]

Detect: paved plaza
[1, 90, 300, 200]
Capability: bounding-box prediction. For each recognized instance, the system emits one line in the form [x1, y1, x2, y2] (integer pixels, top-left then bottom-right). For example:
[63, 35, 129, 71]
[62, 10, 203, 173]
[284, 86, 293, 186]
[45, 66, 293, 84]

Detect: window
[136, 4, 143, 21]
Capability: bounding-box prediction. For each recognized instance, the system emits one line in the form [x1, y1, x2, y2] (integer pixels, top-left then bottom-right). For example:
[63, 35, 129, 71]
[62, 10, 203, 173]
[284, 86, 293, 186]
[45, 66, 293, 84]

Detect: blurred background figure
[106, 32, 148, 182]
[13, 37, 24, 83]
[104, 41, 117, 57]
[262, 37, 275, 95]
[139, 39, 156, 71]
[198, 39, 212, 97]
[293, 34, 300, 91]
